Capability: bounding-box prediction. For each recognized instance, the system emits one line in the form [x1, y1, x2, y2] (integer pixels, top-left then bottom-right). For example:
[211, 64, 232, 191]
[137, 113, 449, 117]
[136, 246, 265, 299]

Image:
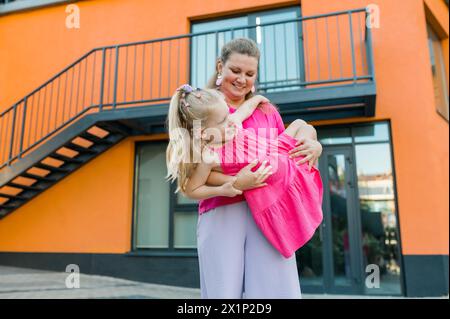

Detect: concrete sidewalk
[0, 266, 446, 299]
[0, 265, 200, 299]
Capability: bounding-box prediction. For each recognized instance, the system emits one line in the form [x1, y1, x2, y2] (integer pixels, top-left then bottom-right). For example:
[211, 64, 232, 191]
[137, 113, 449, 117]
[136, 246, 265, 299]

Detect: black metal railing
[0, 7, 374, 169]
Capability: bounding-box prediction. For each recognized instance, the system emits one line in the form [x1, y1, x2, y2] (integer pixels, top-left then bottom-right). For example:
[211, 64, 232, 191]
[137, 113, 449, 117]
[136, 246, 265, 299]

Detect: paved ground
[0, 266, 447, 299]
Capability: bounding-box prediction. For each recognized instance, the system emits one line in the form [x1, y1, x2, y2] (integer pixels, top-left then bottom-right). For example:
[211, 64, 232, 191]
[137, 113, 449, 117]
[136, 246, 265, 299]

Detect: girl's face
[202, 99, 235, 143]
[218, 53, 258, 103]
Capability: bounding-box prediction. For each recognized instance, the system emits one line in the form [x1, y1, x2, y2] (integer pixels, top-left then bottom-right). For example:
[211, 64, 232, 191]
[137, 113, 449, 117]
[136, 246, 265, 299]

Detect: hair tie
[176, 84, 202, 116]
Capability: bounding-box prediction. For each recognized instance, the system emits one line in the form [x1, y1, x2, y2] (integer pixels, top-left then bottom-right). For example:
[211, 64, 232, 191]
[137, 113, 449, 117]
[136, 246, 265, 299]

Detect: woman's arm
[183, 163, 242, 200]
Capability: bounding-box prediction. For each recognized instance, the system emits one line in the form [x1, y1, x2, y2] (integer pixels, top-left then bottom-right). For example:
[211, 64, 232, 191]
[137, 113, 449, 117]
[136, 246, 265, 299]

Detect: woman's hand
[232, 160, 272, 191]
[220, 181, 243, 197]
[288, 138, 323, 170]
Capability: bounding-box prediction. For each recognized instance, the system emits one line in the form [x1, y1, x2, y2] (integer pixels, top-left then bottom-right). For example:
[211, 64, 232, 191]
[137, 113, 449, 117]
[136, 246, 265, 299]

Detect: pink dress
[210, 124, 324, 258]
[199, 103, 286, 214]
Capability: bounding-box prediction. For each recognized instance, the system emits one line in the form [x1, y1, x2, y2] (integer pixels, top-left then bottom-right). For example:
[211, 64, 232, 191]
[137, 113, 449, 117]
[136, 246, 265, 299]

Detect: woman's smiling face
[218, 53, 258, 103]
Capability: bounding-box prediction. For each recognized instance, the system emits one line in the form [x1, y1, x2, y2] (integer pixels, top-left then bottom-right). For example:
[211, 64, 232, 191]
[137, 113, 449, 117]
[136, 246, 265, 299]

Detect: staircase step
[49, 153, 84, 164]
[34, 162, 71, 173]
[79, 131, 115, 145]
[0, 193, 27, 201]
[0, 204, 17, 209]
[21, 172, 57, 183]
[64, 142, 98, 154]
[96, 122, 131, 136]
[6, 182, 41, 192]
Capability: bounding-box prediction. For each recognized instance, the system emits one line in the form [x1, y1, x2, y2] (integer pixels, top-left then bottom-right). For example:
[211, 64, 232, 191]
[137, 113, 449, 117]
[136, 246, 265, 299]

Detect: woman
[195, 38, 322, 299]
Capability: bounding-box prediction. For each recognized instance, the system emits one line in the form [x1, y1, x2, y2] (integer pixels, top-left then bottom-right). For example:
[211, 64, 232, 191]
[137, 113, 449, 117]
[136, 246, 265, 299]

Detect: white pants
[197, 201, 302, 299]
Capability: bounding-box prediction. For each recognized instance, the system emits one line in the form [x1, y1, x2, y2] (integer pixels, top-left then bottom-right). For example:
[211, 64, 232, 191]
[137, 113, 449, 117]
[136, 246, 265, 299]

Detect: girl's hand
[232, 160, 272, 191]
[252, 95, 270, 105]
[288, 138, 323, 170]
[221, 181, 243, 197]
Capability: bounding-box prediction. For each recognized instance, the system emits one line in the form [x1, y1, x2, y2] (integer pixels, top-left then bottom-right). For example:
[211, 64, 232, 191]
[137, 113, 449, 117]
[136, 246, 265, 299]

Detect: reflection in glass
[177, 192, 198, 205]
[353, 123, 389, 143]
[297, 231, 323, 286]
[174, 212, 198, 248]
[135, 144, 170, 248]
[355, 143, 401, 295]
[327, 154, 352, 287]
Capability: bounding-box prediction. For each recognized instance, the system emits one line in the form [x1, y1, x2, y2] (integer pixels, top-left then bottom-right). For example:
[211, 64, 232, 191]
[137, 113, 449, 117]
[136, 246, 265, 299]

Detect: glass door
[297, 145, 364, 294]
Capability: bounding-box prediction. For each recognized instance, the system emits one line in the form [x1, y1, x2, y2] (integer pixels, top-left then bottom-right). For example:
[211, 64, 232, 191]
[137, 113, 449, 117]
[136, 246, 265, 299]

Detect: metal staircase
[0, 123, 126, 215]
[0, 102, 168, 218]
[0, 8, 376, 218]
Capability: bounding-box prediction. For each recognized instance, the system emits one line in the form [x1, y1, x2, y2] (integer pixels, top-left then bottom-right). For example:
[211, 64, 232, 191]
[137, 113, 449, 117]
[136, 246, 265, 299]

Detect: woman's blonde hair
[166, 86, 223, 193]
[206, 37, 260, 101]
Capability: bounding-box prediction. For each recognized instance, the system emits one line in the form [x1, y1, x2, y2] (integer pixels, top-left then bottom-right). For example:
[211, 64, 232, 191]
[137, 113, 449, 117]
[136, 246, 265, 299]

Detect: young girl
[166, 84, 323, 258]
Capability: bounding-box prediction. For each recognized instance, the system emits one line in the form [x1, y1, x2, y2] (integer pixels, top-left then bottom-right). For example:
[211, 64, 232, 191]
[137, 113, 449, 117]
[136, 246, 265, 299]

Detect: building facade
[0, 0, 448, 297]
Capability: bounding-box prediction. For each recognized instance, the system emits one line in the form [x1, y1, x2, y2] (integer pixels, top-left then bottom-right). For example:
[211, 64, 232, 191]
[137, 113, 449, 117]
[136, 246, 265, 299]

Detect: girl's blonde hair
[166, 86, 223, 193]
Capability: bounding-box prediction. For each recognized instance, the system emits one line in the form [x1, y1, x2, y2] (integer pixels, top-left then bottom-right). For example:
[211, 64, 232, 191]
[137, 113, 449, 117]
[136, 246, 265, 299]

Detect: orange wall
[0, 0, 448, 255]
[305, 0, 449, 255]
[0, 0, 299, 253]
[0, 138, 134, 252]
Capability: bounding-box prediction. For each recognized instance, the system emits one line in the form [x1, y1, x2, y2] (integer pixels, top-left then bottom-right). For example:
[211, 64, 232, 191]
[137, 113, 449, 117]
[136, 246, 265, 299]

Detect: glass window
[177, 192, 199, 205]
[191, 16, 249, 88]
[427, 24, 449, 121]
[173, 191, 199, 249]
[254, 9, 302, 92]
[134, 143, 170, 249]
[174, 212, 198, 248]
[0, 0, 65, 15]
[355, 143, 402, 295]
[134, 142, 200, 251]
[190, 7, 302, 91]
[353, 122, 389, 143]
[318, 127, 352, 145]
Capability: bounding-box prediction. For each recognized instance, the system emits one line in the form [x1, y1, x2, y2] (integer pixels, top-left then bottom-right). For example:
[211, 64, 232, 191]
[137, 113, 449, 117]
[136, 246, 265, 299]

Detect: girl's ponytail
[166, 86, 221, 193]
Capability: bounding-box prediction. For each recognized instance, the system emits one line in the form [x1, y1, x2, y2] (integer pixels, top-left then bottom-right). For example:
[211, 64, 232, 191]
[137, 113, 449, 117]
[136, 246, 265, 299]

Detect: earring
[215, 74, 223, 86]
[251, 85, 256, 93]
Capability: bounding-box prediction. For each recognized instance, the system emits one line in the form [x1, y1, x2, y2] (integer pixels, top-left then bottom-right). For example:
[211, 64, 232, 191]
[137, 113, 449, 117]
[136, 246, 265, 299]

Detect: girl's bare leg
[283, 119, 309, 140]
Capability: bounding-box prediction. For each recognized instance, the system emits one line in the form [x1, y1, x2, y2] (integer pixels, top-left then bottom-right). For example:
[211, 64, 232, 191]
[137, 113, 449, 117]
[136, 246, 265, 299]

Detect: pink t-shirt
[198, 102, 285, 215]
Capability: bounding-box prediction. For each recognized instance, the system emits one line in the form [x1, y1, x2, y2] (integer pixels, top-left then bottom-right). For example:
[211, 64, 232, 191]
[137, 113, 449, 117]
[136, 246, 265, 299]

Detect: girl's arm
[206, 170, 235, 186]
[206, 160, 272, 190]
[183, 162, 242, 200]
[229, 95, 269, 124]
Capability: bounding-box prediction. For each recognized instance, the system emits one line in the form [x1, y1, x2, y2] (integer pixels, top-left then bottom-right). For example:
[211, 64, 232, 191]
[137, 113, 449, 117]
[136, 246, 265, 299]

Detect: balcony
[0, 7, 376, 217]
